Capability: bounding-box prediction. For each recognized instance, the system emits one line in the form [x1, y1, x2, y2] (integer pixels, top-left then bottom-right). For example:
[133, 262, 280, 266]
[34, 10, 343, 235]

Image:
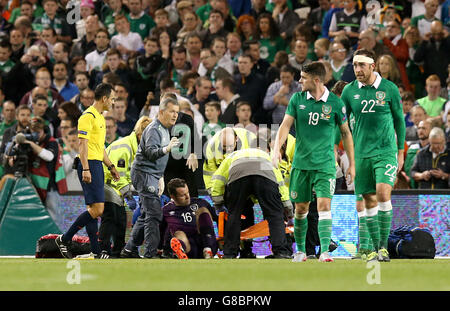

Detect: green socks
[358, 212, 372, 251]
[318, 212, 332, 254]
[378, 201, 393, 249]
[294, 211, 333, 255]
[366, 206, 381, 251]
[294, 215, 308, 253]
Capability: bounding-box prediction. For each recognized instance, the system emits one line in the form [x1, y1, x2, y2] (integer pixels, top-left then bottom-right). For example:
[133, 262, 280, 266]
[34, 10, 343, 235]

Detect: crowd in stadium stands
[0, 0, 449, 213]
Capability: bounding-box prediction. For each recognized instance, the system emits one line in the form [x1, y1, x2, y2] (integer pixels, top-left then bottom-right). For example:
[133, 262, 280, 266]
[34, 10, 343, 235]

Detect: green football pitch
[0, 258, 449, 291]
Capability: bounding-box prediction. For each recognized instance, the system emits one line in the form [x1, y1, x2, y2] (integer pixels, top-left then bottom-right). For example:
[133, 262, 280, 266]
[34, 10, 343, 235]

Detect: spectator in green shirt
[0, 92, 8, 175]
[8, 0, 44, 25]
[292, 24, 318, 62]
[196, 0, 213, 23]
[254, 13, 285, 64]
[32, 0, 73, 44]
[0, 40, 15, 76]
[417, 74, 447, 122]
[102, 0, 127, 36]
[202, 101, 225, 140]
[126, 0, 156, 41]
[0, 101, 17, 141]
[410, 0, 440, 39]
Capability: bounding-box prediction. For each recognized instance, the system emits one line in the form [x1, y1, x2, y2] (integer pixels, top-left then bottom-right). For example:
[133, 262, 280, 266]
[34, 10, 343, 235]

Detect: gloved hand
[214, 204, 228, 215]
[166, 137, 180, 153]
[125, 196, 137, 211]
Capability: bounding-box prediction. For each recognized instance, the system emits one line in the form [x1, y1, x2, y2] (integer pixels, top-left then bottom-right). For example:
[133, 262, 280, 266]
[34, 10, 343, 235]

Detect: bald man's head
[220, 127, 237, 154]
[31, 86, 47, 98]
[430, 20, 444, 40]
[358, 30, 376, 50]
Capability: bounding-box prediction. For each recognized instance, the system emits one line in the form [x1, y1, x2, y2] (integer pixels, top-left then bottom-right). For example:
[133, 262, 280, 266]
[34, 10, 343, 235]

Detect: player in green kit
[272, 62, 355, 263]
[341, 49, 406, 262]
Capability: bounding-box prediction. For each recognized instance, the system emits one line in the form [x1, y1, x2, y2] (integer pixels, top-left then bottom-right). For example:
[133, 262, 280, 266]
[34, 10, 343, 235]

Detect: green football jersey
[410, 14, 439, 37]
[286, 88, 347, 170]
[127, 13, 155, 40]
[341, 73, 406, 159]
[0, 59, 15, 73]
[103, 9, 126, 36]
[258, 36, 285, 63]
[196, 3, 212, 23]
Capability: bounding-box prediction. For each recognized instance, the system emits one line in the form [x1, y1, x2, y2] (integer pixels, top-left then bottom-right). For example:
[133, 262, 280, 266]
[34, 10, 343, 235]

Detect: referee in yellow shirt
[55, 83, 120, 259]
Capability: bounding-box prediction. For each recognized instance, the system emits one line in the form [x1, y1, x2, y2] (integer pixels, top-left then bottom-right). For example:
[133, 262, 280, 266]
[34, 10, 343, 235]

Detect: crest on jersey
[190, 204, 199, 212]
[320, 113, 331, 121]
[376, 91, 386, 100]
[342, 106, 346, 114]
[140, 24, 146, 30]
[291, 191, 297, 199]
[322, 104, 332, 115]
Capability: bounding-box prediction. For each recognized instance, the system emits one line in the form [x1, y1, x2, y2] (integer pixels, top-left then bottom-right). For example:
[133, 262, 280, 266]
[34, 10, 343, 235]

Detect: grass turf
[0, 258, 448, 291]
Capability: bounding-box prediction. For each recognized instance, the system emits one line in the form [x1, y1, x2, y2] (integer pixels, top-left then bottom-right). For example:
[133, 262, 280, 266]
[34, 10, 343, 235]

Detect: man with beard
[340, 49, 406, 262]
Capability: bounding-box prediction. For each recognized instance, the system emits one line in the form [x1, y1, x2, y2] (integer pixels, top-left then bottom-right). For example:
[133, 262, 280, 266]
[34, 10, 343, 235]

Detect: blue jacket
[53, 81, 79, 101]
[322, 8, 343, 39]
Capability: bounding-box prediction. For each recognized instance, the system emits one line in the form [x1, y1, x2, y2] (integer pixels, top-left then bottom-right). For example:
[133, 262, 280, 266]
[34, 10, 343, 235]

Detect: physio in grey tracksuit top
[124, 97, 180, 258]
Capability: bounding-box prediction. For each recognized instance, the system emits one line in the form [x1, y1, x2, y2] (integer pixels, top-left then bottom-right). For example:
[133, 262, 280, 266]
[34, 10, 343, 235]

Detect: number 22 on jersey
[361, 99, 376, 113]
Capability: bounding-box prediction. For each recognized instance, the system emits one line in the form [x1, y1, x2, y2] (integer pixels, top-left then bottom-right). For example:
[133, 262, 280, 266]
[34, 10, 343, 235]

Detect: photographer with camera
[3, 116, 67, 225]
[0, 105, 32, 187]
[28, 116, 67, 223]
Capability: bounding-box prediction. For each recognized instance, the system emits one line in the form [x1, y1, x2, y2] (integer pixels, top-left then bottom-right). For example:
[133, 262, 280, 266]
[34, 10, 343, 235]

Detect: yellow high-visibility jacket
[203, 128, 256, 191]
[103, 131, 139, 197]
[274, 134, 295, 187]
[210, 148, 290, 208]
